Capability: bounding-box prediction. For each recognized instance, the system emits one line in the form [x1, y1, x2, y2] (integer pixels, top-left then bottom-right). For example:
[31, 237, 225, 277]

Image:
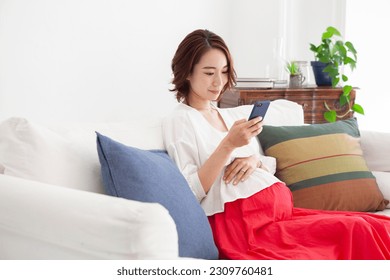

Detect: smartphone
[248, 100, 270, 121]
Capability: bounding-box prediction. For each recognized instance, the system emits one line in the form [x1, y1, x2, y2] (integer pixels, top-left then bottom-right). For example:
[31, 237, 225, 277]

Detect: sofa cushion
[96, 132, 218, 259]
[0, 117, 105, 193]
[258, 118, 389, 211]
[360, 130, 390, 172]
[372, 171, 390, 209]
[0, 117, 164, 194]
[227, 99, 304, 127]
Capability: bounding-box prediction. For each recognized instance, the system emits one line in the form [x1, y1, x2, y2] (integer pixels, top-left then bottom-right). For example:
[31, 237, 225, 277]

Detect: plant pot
[311, 61, 332, 86]
[289, 74, 305, 88]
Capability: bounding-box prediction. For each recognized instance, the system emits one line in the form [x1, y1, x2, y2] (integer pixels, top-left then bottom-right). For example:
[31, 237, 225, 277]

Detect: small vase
[289, 74, 305, 88]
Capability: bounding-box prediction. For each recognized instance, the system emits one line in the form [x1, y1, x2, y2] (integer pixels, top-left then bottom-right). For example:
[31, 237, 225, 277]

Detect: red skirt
[208, 182, 390, 260]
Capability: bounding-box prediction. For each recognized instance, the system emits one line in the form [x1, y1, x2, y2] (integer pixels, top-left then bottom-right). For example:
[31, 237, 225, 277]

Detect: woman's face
[187, 48, 228, 103]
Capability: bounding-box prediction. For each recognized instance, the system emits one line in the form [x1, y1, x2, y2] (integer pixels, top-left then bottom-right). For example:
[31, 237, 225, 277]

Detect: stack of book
[235, 78, 275, 89]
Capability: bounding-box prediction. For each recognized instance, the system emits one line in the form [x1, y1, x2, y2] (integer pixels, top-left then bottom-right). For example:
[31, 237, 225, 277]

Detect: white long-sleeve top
[162, 103, 281, 216]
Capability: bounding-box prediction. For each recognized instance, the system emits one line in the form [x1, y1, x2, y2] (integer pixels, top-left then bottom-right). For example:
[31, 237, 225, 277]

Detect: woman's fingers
[232, 166, 253, 185]
[248, 117, 263, 134]
[223, 162, 240, 182]
[248, 116, 262, 127]
[225, 118, 264, 153]
[224, 158, 256, 185]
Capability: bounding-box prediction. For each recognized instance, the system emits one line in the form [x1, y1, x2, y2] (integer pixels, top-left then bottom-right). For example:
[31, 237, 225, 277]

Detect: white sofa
[0, 100, 389, 259]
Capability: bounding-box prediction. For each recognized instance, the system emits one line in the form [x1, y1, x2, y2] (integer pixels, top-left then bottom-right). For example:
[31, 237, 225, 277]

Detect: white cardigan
[162, 103, 280, 216]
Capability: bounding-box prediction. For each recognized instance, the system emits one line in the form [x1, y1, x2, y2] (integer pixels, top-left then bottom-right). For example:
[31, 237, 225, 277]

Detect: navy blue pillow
[96, 132, 218, 259]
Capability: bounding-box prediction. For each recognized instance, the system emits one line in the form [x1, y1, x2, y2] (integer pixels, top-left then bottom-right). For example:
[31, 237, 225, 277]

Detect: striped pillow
[258, 118, 389, 211]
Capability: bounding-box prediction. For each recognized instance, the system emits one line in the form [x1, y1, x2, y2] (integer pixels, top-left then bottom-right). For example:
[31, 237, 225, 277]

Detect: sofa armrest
[360, 130, 390, 172]
[0, 174, 178, 259]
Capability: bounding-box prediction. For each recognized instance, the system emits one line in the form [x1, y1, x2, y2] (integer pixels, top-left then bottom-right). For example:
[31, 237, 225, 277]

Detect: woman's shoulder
[162, 103, 194, 129]
[165, 103, 191, 116]
[162, 103, 198, 144]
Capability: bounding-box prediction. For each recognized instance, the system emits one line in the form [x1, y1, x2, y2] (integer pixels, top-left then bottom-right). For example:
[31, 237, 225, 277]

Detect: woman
[162, 29, 390, 259]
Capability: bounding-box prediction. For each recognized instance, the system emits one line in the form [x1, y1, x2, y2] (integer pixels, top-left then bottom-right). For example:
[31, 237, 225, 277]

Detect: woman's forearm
[197, 138, 234, 193]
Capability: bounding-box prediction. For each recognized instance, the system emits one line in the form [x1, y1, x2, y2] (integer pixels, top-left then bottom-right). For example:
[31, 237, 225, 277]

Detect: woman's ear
[186, 71, 192, 81]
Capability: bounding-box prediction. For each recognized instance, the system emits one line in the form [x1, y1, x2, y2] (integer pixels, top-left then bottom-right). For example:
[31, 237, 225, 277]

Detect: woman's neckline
[180, 103, 228, 133]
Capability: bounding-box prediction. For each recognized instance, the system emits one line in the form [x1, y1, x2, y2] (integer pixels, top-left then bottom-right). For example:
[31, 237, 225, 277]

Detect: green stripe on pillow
[288, 171, 376, 191]
[260, 118, 360, 150]
[257, 118, 388, 212]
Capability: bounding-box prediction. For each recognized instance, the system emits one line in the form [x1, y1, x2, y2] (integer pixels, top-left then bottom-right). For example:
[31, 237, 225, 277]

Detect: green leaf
[352, 104, 365, 115]
[336, 41, 347, 57]
[331, 54, 340, 65]
[319, 56, 330, 63]
[323, 64, 338, 75]
[342, 74, 348, 82]
[322, 31, 333, 40]
[324, 110, 337, 122]
[344, 56, 357, 70]
[286, 61, 300, 75]
[345, 41, 357, 55]
[327, 26, 341, 36]
[343, 85, 352, 95]
[339, 94, 349, 106]
[332, 77, 340, 88]
[309, 43, 318, 53]
[344, 56, 356, 65]
[349, 61, 357, 70]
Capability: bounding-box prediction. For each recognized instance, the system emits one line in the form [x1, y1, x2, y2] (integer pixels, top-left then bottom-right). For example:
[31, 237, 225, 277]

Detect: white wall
[2, 0, 383, 133]
[228, 0, 285, 79]
[345, 0, 390, 132]
[0, 0, 231, 122]
[228, 0, 345, 82]
[286, 0, 346, 63]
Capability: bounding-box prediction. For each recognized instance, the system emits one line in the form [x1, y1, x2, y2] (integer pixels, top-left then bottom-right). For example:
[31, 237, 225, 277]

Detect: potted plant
[286, 61, 305, 88]
[310, 26, 364, 122]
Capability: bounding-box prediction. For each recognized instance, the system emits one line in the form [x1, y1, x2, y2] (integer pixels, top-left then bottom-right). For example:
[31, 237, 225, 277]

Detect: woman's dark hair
[170, 29, 236, 103]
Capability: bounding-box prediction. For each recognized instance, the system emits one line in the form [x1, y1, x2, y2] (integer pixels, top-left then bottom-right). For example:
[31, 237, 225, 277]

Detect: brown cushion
[258, 118, 389, 211]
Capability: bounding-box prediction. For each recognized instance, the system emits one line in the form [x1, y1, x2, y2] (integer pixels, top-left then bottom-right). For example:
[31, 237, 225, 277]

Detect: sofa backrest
[0, 99, 304, 194]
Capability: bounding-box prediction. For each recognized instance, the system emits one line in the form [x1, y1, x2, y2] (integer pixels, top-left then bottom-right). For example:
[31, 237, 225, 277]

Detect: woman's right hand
[223, 116, 263, 149]
[196, 116, 263, 194]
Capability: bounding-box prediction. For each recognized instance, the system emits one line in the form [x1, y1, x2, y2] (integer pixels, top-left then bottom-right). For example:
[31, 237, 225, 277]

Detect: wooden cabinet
[218, 87, 356, 124]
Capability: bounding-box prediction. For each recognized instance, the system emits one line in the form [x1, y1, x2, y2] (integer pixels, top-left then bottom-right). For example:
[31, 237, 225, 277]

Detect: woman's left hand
[223, 155, 259, 185]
